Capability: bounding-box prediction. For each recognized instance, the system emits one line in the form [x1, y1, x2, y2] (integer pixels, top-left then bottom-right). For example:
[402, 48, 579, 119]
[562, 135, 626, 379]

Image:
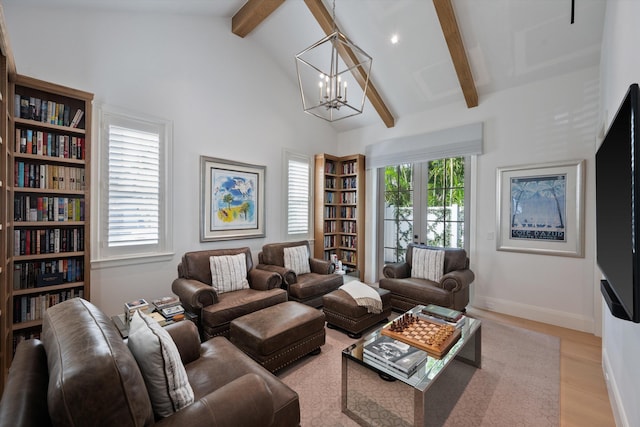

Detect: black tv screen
[596, 83, 640, 323]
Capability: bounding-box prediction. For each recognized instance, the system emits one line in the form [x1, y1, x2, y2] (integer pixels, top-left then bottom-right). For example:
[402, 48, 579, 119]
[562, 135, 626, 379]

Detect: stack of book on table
[420, 304, 466, 328]
[363, 335, 427, 378]
[124, 298, 149, 323]
[151, 296, 185, 320]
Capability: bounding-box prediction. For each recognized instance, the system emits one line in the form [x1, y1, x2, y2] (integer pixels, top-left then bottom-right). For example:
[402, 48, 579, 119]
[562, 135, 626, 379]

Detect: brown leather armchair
[379, 244, 474, 312]
[0, 298, 300, 427]
[172, 247, 287, 340]
[257, 241, 343, 307]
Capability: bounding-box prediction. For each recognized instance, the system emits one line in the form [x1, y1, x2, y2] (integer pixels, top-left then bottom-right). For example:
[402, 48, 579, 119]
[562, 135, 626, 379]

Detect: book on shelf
[363, 335, 427, 377]
[69, 109, 84, 128]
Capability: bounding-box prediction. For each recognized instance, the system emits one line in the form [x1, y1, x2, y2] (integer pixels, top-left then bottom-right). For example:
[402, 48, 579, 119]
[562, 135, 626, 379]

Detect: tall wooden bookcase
[0, 11, 10, 394]
[1, 74, 92, 388]
[314, 153, 365, 280]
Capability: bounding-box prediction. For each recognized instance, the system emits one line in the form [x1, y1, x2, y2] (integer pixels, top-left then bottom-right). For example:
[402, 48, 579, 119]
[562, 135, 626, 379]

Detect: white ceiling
[8, 0, 606, 132]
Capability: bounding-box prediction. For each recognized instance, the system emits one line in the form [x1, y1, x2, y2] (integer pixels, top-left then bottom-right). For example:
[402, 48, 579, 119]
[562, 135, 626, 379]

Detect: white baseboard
[471, 295, 594, 333]
[602, 348, 628, 427]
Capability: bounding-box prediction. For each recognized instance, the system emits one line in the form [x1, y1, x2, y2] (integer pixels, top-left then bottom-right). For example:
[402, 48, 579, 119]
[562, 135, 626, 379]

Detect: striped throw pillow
[411, 247, 445, 282]
[209, 253, 250, 294]
[127, 310, 194, 417]
[284, 245, 311, 275]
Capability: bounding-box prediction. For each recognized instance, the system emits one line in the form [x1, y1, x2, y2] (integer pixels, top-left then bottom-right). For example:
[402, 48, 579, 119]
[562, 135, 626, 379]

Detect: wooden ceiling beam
[433, 0, 478, 108]
[304, 0, 395, 128]
[232, 0, 285, 38]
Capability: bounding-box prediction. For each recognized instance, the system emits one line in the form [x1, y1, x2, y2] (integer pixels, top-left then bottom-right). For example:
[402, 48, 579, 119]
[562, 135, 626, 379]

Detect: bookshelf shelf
[14, 152, 86, 165]
[1, 74, 93, 382]
[11, 319, 42, 331]
[13, 281, 85, 296]
[314, 153, 365, 280]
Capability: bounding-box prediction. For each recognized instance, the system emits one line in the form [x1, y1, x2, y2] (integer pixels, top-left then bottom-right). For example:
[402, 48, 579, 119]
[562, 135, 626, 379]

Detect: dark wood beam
[232, 0, 285, 38]
[304, 0, 395, 128]
[433, 0, 478, 108]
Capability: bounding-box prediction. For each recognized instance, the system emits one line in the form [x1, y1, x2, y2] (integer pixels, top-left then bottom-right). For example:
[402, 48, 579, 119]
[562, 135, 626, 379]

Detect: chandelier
[295, 0, 372, 122]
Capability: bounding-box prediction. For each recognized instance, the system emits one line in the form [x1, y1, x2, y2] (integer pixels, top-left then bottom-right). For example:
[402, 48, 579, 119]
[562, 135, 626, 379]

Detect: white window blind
[284, 150, 311, 239]
[107, 125, 160, 247]
[95, 105, 173, 266]
[287, 158, 310, 235]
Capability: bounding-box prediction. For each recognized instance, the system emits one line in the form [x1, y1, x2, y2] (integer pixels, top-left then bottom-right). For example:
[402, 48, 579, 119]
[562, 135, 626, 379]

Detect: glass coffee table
[341, 305, 481, 427]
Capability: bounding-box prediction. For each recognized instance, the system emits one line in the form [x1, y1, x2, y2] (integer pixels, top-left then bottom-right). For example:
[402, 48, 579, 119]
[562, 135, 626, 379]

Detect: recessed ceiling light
[390, 34, 399, 45]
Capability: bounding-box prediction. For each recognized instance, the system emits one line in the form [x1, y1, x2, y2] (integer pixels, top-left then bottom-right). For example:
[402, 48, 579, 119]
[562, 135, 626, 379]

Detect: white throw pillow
[127, 310, 194, 417]
[284, 245, 311, 275]
[411, 247, 445, 282]
[209, 253, 250, 294]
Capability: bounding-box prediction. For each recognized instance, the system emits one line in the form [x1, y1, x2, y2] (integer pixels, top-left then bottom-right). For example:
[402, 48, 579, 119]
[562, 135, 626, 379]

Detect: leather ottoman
[230, 301, 325, 372]
[322, 287, 392, 338]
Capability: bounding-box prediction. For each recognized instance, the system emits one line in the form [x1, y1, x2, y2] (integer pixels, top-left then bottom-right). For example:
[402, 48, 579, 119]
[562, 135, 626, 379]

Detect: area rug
[278, 317, 560, 426]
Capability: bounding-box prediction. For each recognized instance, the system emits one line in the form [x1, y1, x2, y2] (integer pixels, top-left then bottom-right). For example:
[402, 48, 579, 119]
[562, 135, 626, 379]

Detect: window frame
[92, 104, 173, 268]
[377, 156, 471, 273]
[283, 150, 312, 241]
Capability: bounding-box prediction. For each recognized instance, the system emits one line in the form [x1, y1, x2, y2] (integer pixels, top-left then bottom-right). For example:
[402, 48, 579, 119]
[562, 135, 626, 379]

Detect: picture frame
[496, 159, 585, 257]
[200, 156, 265, 242]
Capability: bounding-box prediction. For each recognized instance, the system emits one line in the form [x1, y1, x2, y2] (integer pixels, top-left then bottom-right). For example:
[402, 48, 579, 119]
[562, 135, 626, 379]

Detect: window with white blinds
[107, 125, 160, 247]
[95, 106, 173, 265]
[284, 151, 311, 238]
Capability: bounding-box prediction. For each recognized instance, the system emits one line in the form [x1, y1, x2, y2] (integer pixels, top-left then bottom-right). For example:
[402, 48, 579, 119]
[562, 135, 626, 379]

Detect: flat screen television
[596, 83, 640, 323]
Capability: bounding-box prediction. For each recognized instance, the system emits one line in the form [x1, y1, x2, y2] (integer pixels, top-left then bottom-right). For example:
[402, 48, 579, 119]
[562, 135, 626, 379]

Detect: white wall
[599, 2, 640, 426]
[338, 66, 601, 333]
[3, 5, 338, 317]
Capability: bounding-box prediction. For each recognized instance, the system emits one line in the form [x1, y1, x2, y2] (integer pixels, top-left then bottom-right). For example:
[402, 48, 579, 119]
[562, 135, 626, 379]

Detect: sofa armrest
[172, 277, 217, 313]
[309, 258, 334, 274]
[0, 340, 52, 427]
[382, 262, 411, 279]
[165, 320, 201, 365]
[256, 264, 297, 285]
[440, 269, 475, 292]
[248, 268, 282, 291]
[155, 373, 275, 427]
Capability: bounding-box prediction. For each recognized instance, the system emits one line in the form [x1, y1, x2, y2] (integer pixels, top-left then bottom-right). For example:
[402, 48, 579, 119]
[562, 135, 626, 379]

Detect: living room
[1, 0, 639, 426]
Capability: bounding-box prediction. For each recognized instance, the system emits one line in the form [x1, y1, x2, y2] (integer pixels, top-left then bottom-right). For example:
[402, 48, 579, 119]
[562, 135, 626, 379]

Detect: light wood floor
[467, 307, 616, 427]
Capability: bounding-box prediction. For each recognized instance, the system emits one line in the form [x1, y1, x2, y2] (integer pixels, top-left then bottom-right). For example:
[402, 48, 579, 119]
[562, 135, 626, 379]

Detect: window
[284, 150, 311, 239]
[380, 156, 469, 265]
[95, 106, 173, 265]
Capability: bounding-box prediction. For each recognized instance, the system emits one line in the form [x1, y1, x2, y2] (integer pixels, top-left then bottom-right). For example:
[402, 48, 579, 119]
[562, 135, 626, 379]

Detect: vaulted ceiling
[7, 0, 607, 132]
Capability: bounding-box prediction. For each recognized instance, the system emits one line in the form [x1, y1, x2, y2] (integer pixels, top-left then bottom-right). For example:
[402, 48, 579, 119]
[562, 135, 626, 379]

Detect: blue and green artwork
[211, 169, 258, 230]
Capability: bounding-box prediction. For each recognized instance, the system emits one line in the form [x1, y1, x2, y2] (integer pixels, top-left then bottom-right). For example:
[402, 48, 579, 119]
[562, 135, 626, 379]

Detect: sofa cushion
[210, 253, 250, 294]
[127, 310, 195, 417]
[283, 245, 311, 275]
[411, 247, 444, 281]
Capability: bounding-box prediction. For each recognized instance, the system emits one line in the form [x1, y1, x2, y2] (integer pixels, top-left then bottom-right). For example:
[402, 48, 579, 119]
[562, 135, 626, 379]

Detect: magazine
[363, 335, 427, 375]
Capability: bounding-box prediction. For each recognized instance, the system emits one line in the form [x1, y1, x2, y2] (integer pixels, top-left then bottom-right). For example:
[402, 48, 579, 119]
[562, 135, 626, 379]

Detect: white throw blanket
[340, 281, 382, 314]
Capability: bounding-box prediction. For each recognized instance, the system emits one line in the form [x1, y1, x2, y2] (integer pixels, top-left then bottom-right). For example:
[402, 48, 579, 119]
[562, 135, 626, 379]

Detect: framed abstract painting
[496, 159, 585, 257]
[200, 156, 265, 241]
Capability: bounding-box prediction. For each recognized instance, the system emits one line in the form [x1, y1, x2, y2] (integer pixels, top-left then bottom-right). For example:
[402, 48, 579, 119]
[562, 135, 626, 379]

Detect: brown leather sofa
[0, 298, 300, 427]
[379, 244, 474, 312]
[257, 241, 343, 307]
[172, 248, 288, 340]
